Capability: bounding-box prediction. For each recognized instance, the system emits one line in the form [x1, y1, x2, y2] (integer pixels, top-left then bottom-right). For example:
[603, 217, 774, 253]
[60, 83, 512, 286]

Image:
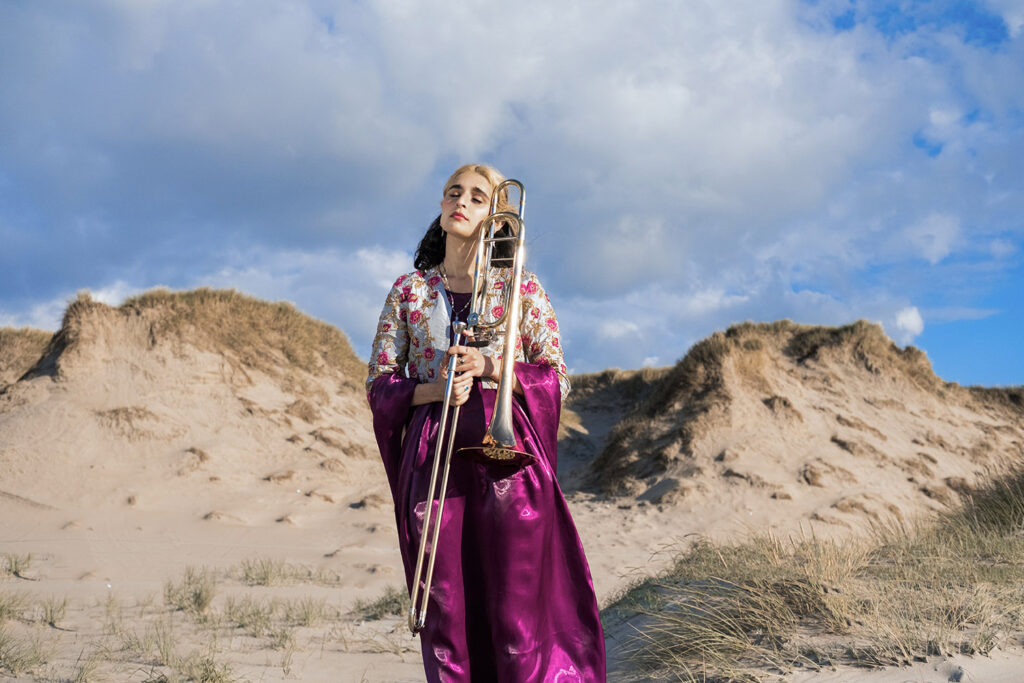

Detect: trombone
[408, 179, 529, 635]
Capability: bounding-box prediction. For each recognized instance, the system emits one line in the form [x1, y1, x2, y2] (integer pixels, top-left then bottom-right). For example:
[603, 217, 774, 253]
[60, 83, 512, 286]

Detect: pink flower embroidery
[424, 348, 435, 360]
[428, 275, 441, 287]
[552, 337, 560, 348]
[515, 336, 523, 349]
[495, 281, 504, 290]
[545, 318, 558, 331]
[492, 306, 504, 319]
[531, 307, 540, 319]
[530, 342, 541, 356]
[376, 351, 389, 365]
[539, 357, 551, 367]
[559, 363, 567, 373]
[382, 323, 391, 332]
[416, 270, 424, 277]
[393, 275, 407, 287]
[429, 291, 439, 300]
[409, 310, 422, 324]
[520, 280, 539, 296]
[399, 310, 407, 321]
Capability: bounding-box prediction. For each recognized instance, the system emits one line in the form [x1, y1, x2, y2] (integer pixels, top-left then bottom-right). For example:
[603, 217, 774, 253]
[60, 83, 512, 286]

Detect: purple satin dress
[368, 349, 606, 681]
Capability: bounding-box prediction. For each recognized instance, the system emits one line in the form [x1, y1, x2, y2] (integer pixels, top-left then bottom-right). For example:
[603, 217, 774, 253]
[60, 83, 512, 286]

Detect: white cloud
[906, 214, 961, 264]
[893, 306, 925, 345]
[983, 0, 1024, 37]
[596, 320, 641, 341]
[0, 297, 67, 331]
[90, 280, 144, 306]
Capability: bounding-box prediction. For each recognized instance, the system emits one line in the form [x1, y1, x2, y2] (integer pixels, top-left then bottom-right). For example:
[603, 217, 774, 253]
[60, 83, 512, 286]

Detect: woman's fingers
[446, 345, 484, 377]
[448, 377, 472, 405]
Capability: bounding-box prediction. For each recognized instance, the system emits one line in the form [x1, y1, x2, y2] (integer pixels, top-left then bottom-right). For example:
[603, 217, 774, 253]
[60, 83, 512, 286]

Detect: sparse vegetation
[221, 594, 331, 639]
[0, 327, 52, 385]
[605, 465, 1024, 680]
[350, 585, 409, 622]
[70, 648, 102, 683]
[237, 557, 290, 587]
[233, 557, 342, 587]
[222, 596, 274, 637]
[283, 596, 327, 627]
[0, 592, 28, 623]
[0, 626, 51, 677]
[121, 618, 234, 682]
[4, 553, 34, 579]
[40, 595, 68, 628]
[115, 288, 365, 382]
[176, 649, 235, 682]
[164, 567, 216, 616]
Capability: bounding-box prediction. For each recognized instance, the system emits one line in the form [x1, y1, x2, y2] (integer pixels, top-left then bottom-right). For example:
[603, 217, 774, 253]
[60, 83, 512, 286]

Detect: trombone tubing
[407, 326, 465, 634]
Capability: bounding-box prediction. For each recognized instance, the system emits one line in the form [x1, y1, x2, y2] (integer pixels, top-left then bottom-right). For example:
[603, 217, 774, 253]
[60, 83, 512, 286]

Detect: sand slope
[572, 321, 1024, 535]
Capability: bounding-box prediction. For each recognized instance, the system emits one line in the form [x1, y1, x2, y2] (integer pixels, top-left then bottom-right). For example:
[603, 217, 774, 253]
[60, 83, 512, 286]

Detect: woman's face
[439, 171, 493, 240]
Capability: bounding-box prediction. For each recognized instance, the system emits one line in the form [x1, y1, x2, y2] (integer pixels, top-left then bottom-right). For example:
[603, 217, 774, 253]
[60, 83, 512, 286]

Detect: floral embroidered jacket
[367, 265, 570, 400]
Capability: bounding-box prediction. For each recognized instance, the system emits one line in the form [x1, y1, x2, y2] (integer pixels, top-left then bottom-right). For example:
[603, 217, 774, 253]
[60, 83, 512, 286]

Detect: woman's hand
[441, 343, 495, 406]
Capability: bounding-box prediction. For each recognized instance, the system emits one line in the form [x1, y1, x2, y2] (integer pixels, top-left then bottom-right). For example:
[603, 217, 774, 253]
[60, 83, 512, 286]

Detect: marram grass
[603, 466, 1024, 681]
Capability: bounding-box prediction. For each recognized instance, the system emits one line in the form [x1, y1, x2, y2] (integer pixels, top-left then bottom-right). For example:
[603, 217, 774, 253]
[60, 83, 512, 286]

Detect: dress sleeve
[518, 272, 571, 401]
[366, 277, 410, 395]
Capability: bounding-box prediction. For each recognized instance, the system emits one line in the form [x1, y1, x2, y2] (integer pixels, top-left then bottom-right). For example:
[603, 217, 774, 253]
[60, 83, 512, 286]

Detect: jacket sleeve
[366, 277, 410, 395]
[518, 272, 570, 401]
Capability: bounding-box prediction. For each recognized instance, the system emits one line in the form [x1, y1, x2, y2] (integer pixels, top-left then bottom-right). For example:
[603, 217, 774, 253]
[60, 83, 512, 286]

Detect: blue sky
[1, 0, 1022, 386]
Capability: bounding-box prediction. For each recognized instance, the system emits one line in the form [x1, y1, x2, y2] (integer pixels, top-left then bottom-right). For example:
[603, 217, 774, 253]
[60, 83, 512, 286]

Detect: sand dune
[2, 292, 1023, 680]
[570, 320, 1023, 533]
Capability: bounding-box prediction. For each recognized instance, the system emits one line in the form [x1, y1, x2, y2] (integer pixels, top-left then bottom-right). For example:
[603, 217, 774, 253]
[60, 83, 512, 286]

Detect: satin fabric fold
[368, 365, 606, 682]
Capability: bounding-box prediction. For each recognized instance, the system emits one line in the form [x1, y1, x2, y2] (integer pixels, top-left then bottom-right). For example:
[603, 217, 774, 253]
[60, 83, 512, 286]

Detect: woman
[366, 163, 606, 682]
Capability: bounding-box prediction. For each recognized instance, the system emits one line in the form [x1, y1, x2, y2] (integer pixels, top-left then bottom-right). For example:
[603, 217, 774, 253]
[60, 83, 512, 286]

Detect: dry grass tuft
[3, 553, 33, 580]
[233, 557, 342, 587]
[237, 558, 290, 587]
[349, 585, 409, 622]
[608, 465, 1024, 679]
[164, 567, 216, 616]
[0, 592, 29, 623]
[283, 596, 327, 627]
[39, 595, 68, 628]
[223, 596, 274, 638]
[0, 327, 52, 385]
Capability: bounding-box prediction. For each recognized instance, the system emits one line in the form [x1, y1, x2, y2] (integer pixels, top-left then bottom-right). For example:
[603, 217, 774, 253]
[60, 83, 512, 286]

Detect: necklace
[439, 265, 472, 322]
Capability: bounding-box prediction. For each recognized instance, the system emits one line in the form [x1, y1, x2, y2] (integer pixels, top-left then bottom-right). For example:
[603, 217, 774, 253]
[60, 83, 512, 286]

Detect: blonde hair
[442, 163, 514, 214]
